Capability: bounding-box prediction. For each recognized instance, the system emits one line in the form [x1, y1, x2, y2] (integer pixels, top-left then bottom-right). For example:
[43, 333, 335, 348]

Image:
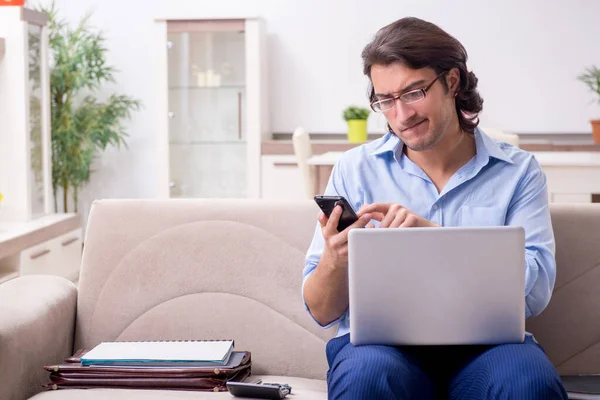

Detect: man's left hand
[357, 203, 440, 228]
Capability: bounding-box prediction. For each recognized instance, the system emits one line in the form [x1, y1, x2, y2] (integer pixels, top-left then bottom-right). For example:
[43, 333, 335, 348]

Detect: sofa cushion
[29, 375, 327, 400]
[74, 199, 335, 380]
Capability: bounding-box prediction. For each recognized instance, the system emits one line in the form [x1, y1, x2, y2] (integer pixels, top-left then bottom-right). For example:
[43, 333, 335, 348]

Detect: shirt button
[433, 205, 439, 210]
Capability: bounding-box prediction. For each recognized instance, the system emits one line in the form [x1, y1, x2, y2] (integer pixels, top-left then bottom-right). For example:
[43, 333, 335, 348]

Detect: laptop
[347, 226, 526, 346]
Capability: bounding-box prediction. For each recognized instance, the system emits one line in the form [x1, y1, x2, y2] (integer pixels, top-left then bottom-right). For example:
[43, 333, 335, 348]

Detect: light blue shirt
[302, 128, 556, 337]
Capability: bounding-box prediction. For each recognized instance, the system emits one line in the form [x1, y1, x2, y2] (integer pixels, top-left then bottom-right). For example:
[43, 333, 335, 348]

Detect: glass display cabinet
[154, 17, 269, 199]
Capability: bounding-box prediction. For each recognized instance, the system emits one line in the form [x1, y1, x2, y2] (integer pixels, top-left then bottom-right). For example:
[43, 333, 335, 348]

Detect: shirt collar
[368, 132, 402, 157]
[475, 127, 515, 165]
[369, 128, 514, 165]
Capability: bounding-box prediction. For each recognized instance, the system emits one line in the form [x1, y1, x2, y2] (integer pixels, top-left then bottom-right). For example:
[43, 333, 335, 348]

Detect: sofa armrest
[0, 275, 77, 400]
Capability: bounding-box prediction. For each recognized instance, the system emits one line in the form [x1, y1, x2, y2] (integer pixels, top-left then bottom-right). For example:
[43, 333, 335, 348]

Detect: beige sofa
[1, 199, 599, 400]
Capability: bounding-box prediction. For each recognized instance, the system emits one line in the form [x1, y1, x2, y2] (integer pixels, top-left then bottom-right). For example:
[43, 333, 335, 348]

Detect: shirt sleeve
[302, 159, 354, 328]
[506, 156, 556, 318]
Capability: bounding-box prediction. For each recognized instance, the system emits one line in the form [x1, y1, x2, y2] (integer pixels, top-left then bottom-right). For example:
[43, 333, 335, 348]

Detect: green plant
[37, 1, 141, 213]
[342, 105, 370, 121]
[578, 65, 600, 104]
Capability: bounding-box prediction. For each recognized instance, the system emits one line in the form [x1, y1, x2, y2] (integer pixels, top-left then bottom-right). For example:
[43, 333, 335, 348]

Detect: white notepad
[80, 340, 234, 367]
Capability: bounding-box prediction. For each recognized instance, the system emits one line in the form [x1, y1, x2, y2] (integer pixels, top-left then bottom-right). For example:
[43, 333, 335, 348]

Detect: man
[302, 17, 568, 399]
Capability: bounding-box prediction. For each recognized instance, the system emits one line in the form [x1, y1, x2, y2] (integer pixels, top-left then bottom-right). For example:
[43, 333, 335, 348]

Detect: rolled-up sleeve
[506, 157, 556, 318]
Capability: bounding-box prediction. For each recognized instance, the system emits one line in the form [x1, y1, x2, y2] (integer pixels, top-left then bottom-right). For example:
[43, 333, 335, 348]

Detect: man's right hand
[318, 205, 373, 270]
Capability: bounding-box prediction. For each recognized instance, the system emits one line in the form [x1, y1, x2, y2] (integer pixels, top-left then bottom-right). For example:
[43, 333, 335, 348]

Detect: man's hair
[361, 17, 483, 133]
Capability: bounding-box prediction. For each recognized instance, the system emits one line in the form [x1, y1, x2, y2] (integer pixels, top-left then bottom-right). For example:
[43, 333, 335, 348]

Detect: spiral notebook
[80, 340, 234, 367]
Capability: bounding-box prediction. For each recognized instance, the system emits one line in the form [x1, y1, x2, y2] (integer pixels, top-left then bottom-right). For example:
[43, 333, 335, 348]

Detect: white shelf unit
[0, 8, 82, 285]
[154, 16, 269, 199]
[0, 214, 82, 284]
[0, 7, 52, 222]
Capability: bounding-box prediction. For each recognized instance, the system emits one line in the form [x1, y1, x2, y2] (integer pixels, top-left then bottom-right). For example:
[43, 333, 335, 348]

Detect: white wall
[37, 0, 600, 218]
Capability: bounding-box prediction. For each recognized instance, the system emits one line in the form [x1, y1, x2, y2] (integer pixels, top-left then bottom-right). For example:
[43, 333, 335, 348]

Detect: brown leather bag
[43, 349, 251, 392]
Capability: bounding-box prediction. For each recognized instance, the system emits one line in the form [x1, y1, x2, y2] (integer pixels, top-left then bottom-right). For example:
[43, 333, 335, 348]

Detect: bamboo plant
[38, 2, 141, 213]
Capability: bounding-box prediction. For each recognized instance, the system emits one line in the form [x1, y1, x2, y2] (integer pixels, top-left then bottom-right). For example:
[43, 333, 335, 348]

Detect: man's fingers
[357, 204, 369, 215]
[366, 222, 375, 229]
[351, 213, 372, 229]
[399, 214, 419, 228]
[357, 203, 392, 216]
[389, 209, 409, 228]
[368, 212, 386, 222]
[379, 207, 400, 228]
[318, 212, 328, 228]
[324, 205, 342, 235]
[335, 213, 372, 244]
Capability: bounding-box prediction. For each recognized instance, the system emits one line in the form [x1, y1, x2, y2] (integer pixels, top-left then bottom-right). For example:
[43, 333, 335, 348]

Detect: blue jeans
[326, 334, 567, 400]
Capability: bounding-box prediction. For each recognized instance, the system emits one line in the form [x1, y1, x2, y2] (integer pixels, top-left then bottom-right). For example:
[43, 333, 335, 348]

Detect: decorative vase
[347, 120, 368, 143]
[591, 120, 600, 144]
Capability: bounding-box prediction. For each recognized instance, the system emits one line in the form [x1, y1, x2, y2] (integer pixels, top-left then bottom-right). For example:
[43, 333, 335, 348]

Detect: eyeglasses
[370, 72, 446, 113]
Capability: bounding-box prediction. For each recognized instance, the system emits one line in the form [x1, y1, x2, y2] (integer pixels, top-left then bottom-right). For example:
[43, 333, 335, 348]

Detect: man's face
[370, 64, 456, 151]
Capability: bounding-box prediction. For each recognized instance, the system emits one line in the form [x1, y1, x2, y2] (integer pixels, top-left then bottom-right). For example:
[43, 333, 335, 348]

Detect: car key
[227, 381, 291, 399]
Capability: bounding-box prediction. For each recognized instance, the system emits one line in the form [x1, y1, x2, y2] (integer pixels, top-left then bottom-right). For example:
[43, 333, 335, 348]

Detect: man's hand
[319, 205, 373, 269]
[357, 203, 440, 228]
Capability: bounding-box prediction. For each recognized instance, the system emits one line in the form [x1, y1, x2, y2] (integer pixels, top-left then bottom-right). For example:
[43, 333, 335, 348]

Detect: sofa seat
[29, 375, 327, 400]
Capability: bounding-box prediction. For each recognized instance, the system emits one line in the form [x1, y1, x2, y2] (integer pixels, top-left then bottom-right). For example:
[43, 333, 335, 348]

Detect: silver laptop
[348, 226, 525, 346]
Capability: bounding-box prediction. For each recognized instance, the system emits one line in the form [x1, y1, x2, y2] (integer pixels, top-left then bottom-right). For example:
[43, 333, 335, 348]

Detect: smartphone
[314, 195, 359, 232]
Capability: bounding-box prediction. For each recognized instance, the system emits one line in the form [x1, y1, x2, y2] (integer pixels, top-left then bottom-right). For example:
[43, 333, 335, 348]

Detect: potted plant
[578, 65, 600, 143]
[342, 106, 370, 143]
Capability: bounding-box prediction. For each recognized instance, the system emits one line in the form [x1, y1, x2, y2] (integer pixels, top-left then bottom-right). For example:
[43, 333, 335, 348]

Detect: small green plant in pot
[343, 106, 370, 143]
[578, 65, 600, 143]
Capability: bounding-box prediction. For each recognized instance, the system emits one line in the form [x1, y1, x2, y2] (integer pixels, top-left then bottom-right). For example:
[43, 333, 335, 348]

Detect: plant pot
[347, 120, 368, 143]
[592, 120, 600, 144]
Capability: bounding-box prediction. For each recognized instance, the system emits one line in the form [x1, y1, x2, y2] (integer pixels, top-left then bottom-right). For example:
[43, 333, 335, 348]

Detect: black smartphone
[314, 195, 359, 232]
